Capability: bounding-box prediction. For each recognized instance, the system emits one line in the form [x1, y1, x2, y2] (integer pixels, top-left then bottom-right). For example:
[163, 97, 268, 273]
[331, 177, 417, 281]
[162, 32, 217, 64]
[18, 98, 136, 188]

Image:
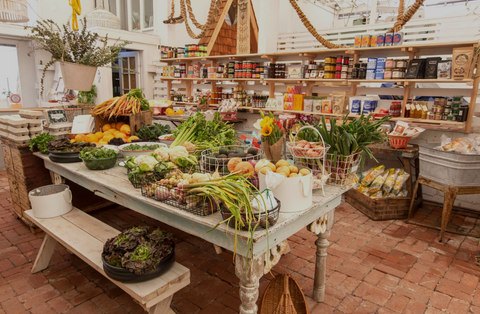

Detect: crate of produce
[345, 188, 410, 220]
[419, 143, 480, 187]
[94, 111, 152, 136]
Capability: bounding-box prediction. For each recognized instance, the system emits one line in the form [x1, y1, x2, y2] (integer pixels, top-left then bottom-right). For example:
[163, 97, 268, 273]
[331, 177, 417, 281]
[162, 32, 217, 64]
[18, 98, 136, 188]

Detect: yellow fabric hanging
[69, 0, 81, 31]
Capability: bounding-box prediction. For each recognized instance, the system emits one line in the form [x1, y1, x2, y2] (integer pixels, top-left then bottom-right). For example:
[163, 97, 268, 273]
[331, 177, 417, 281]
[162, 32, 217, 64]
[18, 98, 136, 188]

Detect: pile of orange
[71, 122, 139, 146]
[165, 108, 184, 116]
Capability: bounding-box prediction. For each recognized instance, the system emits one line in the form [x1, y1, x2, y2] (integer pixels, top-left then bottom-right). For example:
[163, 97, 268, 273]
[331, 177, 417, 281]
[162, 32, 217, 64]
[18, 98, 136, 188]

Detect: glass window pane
[123, 74, 129, 89]
[130, 75, 137, 89]
[129, 57, 135, 71]
[131, 0, 140, 30]
[144, 0, 154, 28]
[108, 0, 116, 16]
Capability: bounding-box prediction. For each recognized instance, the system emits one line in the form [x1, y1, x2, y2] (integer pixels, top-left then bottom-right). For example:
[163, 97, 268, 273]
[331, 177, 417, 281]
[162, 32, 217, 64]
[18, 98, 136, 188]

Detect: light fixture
[0, 0, 29, 23]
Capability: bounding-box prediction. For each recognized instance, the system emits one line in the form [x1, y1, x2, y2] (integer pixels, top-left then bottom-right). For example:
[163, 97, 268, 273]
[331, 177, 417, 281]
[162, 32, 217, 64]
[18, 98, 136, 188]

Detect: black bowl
[101, 247, 175, 283]
[48, 151, 82, 163]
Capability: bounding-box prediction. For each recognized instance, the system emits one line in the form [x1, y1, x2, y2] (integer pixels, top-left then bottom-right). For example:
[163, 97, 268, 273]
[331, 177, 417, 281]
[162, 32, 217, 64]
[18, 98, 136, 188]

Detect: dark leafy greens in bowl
[79, 147, 119, 170]
[121, 143, 160, 151]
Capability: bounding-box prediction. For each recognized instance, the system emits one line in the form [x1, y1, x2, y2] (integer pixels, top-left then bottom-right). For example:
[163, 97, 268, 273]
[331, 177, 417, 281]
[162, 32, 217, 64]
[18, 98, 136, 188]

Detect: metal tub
[419, 143, 480, 187]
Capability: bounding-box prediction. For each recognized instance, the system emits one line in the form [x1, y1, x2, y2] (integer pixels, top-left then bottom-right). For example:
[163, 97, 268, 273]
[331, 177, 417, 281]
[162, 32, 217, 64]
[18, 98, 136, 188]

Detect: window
[108, 0, 154, 32]
[0, 45, 21, 107]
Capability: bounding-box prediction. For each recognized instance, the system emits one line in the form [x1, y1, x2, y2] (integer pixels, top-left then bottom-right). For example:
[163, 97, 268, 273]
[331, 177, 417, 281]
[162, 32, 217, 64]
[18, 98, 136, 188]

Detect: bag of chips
[392, 171, 410, 195]
[382, 168, 400, 193]
[368, 171, 388, 194]
[361, 165, 385, 186]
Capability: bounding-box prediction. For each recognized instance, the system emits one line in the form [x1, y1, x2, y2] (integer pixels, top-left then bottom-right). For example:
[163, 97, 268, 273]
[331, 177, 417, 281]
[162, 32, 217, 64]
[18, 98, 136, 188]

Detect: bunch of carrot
[90, 89, 150, 118]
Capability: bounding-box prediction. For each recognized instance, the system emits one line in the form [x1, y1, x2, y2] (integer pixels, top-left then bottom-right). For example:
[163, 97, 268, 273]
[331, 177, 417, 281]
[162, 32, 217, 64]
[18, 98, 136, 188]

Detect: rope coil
[69, 0, 81, 31]
[388, 0, 425, 33]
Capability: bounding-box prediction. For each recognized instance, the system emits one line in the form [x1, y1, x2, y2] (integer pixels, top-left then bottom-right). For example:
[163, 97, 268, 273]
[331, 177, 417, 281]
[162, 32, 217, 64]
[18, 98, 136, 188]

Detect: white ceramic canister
[29, 184, 73, 218]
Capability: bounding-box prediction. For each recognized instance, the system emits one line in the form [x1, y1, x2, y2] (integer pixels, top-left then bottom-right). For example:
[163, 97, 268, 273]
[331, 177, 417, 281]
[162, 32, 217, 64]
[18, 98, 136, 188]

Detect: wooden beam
[269, 83, 275, 98]
[249, 1, 259, 46]
[466, 43, 480, 133]
[207, 0, 234, 56]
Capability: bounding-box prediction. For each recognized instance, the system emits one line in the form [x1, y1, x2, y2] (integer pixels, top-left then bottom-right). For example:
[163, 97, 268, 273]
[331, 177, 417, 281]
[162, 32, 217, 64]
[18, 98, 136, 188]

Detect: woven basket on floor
[260, 274, 310, 314]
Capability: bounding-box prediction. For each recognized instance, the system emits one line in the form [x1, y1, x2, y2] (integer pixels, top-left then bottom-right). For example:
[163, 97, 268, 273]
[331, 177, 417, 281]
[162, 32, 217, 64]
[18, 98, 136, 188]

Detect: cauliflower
[182, 141, 196, 153]
[169, 146, 188, 162]
[134, 155, 158, 171]
[154, 146, 170, 162]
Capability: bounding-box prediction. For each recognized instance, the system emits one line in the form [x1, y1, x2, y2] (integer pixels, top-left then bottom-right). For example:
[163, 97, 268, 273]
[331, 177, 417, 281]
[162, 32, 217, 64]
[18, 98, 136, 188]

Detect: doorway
[0, 44, 20, 108]
[113, 50, 139, 96]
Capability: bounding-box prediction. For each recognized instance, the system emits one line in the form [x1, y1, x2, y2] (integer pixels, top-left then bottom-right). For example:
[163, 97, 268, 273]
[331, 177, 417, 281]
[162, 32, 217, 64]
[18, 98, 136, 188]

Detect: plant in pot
[26, 18, 128, 96]
[78, 84, 97, 105]
[254, 111, 285, 163]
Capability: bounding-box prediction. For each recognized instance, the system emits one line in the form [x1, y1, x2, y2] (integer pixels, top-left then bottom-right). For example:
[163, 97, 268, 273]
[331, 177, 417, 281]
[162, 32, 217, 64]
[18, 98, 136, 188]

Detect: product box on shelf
[287, 65, 305, 79]
[405, 59, 426, 79]
[304, 97, 314, 112]
[293, 94, 304, 111]
[367, 58, 377, 70]
[425, 57, 442, 79]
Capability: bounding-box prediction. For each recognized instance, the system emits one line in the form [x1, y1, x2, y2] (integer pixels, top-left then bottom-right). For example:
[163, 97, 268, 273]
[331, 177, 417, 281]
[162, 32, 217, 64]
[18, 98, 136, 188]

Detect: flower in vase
[260, 116, 272, 128]
[261, 124, 272, 136]
[253, 119, 263, 130]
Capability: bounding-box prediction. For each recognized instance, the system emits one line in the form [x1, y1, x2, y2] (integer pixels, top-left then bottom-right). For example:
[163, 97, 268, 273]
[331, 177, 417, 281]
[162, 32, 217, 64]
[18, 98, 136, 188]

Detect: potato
[299, 168, 311, 176]
[289, 166, 298, 174]
[266, 163, 276, 172]
[277, 166, 290, 176]
[259, 167, 271, 175]
[278, 172, 288, 178]
[289, 173, 299, 178]
[276, 160, 289, 168]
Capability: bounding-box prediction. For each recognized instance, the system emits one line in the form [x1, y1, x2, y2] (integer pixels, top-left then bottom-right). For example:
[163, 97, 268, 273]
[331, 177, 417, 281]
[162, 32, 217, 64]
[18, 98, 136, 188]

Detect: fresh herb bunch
[78, 84, 97, 105]
[79, 147, 119, 160]
[135, 124, 171, 141]
[29, 133, 56, 154]
[122, 144, 160, 151]
[171, 112, 236, 149]
[26, 18, 129, 96]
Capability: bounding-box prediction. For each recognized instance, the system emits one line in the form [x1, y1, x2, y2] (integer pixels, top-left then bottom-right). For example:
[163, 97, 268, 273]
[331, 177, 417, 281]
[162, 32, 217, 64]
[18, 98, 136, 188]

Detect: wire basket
[127, 168, 161, 188]
[286, 126, 330, 159]
[388, 134, 412, 149]
[199, 144, 264, 175]
[325, 151, 363, 186]
[141, 180, 219, 216]
[220, 198, 281, 230]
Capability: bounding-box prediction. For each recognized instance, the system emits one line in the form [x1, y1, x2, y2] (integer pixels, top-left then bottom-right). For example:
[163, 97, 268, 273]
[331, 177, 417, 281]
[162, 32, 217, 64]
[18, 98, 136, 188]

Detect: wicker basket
[64, 108, 83, 122]
[388, 134, 412, 149]
[260, 274, 310, 314]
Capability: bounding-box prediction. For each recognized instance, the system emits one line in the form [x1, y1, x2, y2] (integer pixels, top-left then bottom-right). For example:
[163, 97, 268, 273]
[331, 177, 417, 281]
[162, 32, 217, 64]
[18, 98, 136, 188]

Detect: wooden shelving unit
[159, 41, 480, 133]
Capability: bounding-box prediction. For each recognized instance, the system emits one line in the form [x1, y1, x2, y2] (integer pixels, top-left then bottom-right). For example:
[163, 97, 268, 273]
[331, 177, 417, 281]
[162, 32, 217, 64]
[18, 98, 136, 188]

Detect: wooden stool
[407, 175, 480, 242]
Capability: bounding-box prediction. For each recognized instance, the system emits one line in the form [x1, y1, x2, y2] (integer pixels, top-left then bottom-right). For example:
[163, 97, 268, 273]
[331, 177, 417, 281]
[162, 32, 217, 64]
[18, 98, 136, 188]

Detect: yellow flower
[261, 124, 272, 136]
[260, 117, 272, 128]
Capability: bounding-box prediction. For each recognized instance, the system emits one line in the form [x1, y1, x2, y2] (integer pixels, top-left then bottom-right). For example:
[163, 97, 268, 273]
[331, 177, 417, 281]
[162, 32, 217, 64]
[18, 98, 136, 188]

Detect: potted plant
[196, 90, 211, 111]
[26, 18, 128, 96]
[254, 111, 285, 162]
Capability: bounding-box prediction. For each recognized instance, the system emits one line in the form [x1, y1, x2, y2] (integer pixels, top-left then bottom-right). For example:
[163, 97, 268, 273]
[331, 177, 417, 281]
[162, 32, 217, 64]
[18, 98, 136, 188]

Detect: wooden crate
[94, 111, 152, 135]
[345, 188, 411, 221]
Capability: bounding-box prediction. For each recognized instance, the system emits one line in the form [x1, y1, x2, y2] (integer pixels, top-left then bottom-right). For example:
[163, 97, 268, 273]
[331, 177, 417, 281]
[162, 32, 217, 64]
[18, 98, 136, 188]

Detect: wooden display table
[153, 115, 246, 127]
[33, 153, 348, 314]
[407, 176, 480, 242]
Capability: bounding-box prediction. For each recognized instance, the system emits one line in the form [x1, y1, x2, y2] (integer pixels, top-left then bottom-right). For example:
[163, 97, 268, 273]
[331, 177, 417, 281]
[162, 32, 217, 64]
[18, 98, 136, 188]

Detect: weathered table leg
[32, 234, 57, 273]
[404, 157, 413, 198]
[147, 295, 175, 314]
[439, 186, 458, 242]
[307, 210, 335, 302]
[263, 239, 290, 274]
[235, 254, 265, 314]
[50, 171, 65, 185]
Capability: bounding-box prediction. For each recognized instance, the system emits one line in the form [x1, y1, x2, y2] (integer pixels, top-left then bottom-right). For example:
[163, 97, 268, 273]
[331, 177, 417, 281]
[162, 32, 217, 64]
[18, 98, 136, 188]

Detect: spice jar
[385, 59, 396, 69]
[427, 110, 435, 120]
[384, 69, 393, 79]
[392, 68, 404, 79]
[396, 59, 408, 68]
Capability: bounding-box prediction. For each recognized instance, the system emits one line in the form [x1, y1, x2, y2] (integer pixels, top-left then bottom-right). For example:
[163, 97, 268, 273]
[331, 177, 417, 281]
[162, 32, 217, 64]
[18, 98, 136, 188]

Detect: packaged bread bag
[452, 47, 474, 80]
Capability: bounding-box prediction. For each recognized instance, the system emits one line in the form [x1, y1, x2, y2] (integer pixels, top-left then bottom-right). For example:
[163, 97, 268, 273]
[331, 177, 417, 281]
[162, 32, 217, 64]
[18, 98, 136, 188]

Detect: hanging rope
[168, 0, 175, 20]
[69, 0, 81, 31]
[388, 0, 425, 33]
[180, 0, 219, 39]
[185, 0, 222, 30]
[288, 0, 344, 49]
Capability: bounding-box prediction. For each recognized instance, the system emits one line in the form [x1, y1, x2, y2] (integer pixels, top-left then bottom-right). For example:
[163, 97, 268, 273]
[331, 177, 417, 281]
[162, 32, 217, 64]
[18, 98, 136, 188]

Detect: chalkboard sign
[45, 109, 68, 124]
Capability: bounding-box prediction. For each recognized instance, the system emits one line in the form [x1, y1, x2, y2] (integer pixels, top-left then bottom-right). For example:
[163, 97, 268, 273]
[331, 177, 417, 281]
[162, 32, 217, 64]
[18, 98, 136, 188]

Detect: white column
[370, 0, 378, 24]
[140, 0, 145, 29]
[116, 0, 121, 19]
[127, 0, 133, 31]
[258, 0, 280, 53]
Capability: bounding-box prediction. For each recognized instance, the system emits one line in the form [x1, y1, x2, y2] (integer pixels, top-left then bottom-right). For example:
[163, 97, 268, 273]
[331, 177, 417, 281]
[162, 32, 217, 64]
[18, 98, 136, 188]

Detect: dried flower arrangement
[25, 18, 129, 96]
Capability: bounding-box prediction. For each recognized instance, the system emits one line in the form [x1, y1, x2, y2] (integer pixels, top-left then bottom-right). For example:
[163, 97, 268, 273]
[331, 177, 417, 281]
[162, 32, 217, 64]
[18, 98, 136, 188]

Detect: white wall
[278, 1, 335, 34]
[37, 0, 96, 27]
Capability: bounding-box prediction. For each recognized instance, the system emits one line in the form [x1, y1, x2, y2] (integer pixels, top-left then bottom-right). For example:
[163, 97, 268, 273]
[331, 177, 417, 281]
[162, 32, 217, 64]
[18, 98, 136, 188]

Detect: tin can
[370, 35, 378, 47]
[341, 72, 347, 79]
[335, 71, 342, 79]
[385, 59, 395, 69]
[376, 33, 385, 46]
[385, 33, 393, 46]
[342, 65, 348, 72]
[392, 68, 404, 79]
[393, 32, 404, 46]
[435, 113, 442, 120]
[362, 35, 371, 47]
[354, 35, 362, 48]
[396, 59, 408, 68]
[384, 69, 393, 79]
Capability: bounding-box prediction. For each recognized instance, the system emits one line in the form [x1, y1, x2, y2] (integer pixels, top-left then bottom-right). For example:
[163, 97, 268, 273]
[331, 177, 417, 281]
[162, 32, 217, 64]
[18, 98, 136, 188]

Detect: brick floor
[1, 170, 480, 313]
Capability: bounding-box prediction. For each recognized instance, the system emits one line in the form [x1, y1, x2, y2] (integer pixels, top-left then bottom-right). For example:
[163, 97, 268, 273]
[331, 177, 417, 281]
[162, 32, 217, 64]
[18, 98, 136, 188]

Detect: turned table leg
[235, 254, 265, 314]
[307, 210, 335, 302]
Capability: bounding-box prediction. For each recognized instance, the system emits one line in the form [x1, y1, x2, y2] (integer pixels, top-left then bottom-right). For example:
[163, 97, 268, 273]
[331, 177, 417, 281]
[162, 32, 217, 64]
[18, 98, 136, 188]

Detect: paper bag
[262, 133, 285, 162]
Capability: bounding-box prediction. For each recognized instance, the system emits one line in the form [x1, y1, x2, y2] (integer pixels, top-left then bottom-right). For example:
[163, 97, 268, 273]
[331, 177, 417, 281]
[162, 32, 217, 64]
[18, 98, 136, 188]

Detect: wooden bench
[24, 208, 190, 314]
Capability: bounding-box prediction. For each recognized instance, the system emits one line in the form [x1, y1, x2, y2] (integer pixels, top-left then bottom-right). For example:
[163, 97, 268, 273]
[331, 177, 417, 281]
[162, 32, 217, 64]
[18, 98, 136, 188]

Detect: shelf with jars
[157, 41, 479, 133]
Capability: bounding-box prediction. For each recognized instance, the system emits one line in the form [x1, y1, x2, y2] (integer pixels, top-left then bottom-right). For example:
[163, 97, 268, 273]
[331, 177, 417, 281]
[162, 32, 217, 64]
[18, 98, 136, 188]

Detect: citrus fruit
[103, 134, 114, 142]
[98, 140, 108, 146]
[75, 134, 85, 141]
[120, 124, 131, 135]
[85, 134, 98, 143]
[129, 136, 140, 141]
[116, 122, 125, 130]
[177, 110, 184, 115]
[95, 132, 103, 140]
[70, 139, 76, 143]
[110, 123, 116, 130]
[115, 132, 126, 139]
[108, 129, 116, 135]
[102, 124, 112, 132]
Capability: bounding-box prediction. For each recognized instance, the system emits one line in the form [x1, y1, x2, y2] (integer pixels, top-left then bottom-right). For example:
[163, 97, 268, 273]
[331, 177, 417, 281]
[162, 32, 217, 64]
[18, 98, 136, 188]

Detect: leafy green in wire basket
[29, 133, 56, 154]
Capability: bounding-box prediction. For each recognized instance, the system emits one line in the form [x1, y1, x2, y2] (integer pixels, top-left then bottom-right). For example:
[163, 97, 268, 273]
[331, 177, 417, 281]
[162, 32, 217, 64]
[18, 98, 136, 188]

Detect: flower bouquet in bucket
[254, 111, 285, 163]
[197, 90, 211, 111]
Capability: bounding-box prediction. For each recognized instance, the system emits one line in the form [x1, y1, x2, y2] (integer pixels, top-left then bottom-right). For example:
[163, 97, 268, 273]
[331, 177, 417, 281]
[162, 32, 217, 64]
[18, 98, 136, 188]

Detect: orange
[103, 134, 114, 142]
[102, 124, 112, 132]
[107, 129, 116, 135]
[70, 139, 76, 143]
[115, 132, 127, 139]
[98, 140, 108, 146]
[120, 124, 131, 135]
[125, 137, 132, 143]
[129, 136, 140, 141]
[85, 134, 98, 143]
[116, 122, 125, 130]
[177, 110, 184, 115]
[75, 134, 85, 141]
[95, 132, 103, 140]
[110, 123, 116, 130]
